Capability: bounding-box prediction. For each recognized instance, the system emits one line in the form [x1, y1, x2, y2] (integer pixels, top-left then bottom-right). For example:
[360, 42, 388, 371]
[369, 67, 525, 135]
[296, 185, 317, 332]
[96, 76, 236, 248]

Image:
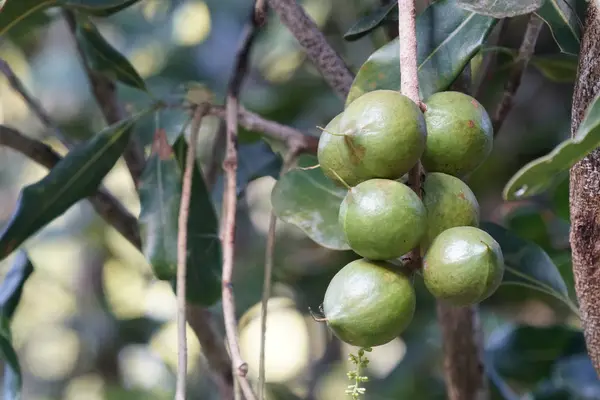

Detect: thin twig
[267, 0, 354, 99]
[473, 19, 509, 99]
[492, 14, 544, 135]
[0, 125, 141, 248]
[176, 105, 208, 400]
[221, 7, 263, 400]
[258, 147, 301, 399]
[397, 0, 424, 272]
[63, 11, 146, 184]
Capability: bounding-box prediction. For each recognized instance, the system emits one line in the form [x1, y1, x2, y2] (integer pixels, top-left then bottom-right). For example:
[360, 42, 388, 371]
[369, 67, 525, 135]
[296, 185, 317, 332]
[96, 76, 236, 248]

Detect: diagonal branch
[63, 11, 146, 184]
[492, 14, 544, 135]
[267, 0, 354, 99]
[221, 6, 263, 400]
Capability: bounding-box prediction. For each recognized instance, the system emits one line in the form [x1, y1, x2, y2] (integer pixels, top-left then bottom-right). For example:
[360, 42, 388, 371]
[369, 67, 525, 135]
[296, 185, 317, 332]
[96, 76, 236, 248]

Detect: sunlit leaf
[271, 155, 350, 251]
[171, 136, 222, 306]
[488, 324, 585, 384]
[138, 130, 180, 281]
[503, 93, 600, 200]
[481, 222, 577, 314]
[343, 1, 397, 41]
[75, 17, 147, 91]
[456, 0, 543, 17]
[535, 0, 581, 56]
[346, 0, 497, 105]
[0, 251, 34, 400]
[531, 53, 578, 83]
[0, 115, 144, 261]
[0, 0, 141, 37]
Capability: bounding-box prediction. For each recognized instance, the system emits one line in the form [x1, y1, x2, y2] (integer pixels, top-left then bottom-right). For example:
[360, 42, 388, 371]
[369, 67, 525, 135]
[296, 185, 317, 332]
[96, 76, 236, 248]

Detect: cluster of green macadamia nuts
[317, 90, 505, 349]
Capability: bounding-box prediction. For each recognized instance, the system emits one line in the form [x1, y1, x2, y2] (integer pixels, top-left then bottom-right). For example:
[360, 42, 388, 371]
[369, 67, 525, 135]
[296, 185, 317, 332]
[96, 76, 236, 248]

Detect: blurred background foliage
[0, 0, 596, 399]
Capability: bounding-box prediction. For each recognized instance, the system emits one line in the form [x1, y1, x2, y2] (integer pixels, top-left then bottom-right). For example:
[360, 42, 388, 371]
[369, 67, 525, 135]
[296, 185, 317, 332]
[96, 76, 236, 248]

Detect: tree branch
[63, 11, 146, 185]
[569, 1, 600, 376]
[492, 14, 544, 135]
[221, 7, 262, 400]
[267, 0, 354, 100]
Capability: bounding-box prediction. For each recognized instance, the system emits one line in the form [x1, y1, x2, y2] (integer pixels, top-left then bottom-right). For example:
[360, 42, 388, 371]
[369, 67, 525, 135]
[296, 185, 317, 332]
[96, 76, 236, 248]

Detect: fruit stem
[316, 125, 348, 137]
[327, 167, 353, 190]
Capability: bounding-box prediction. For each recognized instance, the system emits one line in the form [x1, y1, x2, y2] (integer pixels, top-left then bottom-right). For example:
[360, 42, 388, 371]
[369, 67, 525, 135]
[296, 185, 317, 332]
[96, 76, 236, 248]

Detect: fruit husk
[422, 91, 493, 177]
[339, 179, 426, 260]
[422, 172, 480, 250]
[319, 90, 426, 187]
[323, 258, 416, 348]
[423, 226, 504, 306]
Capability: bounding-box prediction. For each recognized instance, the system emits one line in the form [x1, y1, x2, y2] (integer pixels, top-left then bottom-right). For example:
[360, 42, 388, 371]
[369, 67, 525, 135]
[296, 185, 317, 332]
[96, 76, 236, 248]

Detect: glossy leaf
[0, 116, 141, 262]
[488, 324, 585, 384]
[456, 0, 542, 17]
[481, 222, 577, 313]
[531, 54, 578, 83]
[504, 93, 600, 200]
[346, 0, 497, 105]
[75, 18, 147, 91]
[0, 251, 34, 400]
[535, 0, 581, 56]
[138, 130, 180, 281]
[0, 0, 141, 36]
[171, 136, 222, 306]
[344, 1, 397, 41]
[271, 155, 350, 251]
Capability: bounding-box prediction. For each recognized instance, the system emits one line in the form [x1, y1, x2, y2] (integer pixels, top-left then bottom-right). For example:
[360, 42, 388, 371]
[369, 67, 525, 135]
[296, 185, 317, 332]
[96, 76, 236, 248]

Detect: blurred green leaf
[457, 0, 542, 17]
[75, 17, 147, 91]
[481, 222, 577, 313]
[171, 136, 222, 306]
[0, 251, 34, 400]
[531, 54, 578, 83]
[271, 155, 350, 251]
[0, 116, 144, 262]
[343, 1, 397, 41]
[551, 175, 570, 221]
[503, 205, 553, 251]
[488, 324, 585, 384]
[535, 0, 581, 56]
[138, 131, 180, 281]
[346, 0, 497, 105]
[550, 354, 600, 397]
[0, 0, 141, 36]
[503, 93, 600, 200]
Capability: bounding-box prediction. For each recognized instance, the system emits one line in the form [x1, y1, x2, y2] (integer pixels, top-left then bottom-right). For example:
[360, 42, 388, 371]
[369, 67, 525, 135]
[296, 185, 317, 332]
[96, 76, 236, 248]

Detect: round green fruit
[339, 179, 426, 260]
[323, 258, 416, 347]
[422, 91, 493, 177]
[318, 90, 426, 187]
[422, 172, 480, 250]
[423, 226, 504, 306]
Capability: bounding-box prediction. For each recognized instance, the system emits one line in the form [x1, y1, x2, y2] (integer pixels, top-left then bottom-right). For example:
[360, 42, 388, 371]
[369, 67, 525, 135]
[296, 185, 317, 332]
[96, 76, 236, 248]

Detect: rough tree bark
[570, 0, 600, 375]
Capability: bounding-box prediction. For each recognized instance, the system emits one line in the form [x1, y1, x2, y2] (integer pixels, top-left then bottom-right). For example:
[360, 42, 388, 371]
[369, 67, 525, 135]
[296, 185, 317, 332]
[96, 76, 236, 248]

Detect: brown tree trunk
[570, 0, 600, 376]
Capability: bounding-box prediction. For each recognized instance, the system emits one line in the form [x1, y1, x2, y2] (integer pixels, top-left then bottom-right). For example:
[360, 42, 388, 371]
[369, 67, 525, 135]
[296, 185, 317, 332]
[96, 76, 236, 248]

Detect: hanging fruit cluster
[317, 90, 505, 349]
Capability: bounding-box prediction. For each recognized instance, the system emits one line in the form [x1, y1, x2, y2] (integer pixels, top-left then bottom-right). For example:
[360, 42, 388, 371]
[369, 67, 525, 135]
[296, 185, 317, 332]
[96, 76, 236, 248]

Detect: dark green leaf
[0, 251, 34, 400]
[481, 222, 577, 313]
[271, 155, 350, 251]
[138, 131, 180, 281]
[488, 324, 585, 384]
[343, 1, 398, 41]
[503, 205, 553, 251]
[346, 0, 497, 105]
[75, 18, 147, 91]
[551, 175, 570, 221]
[531, 54, 578, 83]
[0, 115, 143, 262]
[535, 0, 581, 56]
[171, 136, 222, 306]
[503, 93, 600, 200]
[0, 0, 141, 37]
[456, 0, 542, 17]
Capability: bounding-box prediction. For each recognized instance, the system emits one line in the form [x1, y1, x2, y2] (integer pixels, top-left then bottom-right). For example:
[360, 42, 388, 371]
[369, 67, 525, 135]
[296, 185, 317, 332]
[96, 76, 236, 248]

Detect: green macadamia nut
[422, 91, 493, 177]
[422, 172, 480, 250]
[423, 226, 504, 306]
[318, 90, 427, 187]
[339, 179, 426, 260]
[323, 258, 416, 348]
